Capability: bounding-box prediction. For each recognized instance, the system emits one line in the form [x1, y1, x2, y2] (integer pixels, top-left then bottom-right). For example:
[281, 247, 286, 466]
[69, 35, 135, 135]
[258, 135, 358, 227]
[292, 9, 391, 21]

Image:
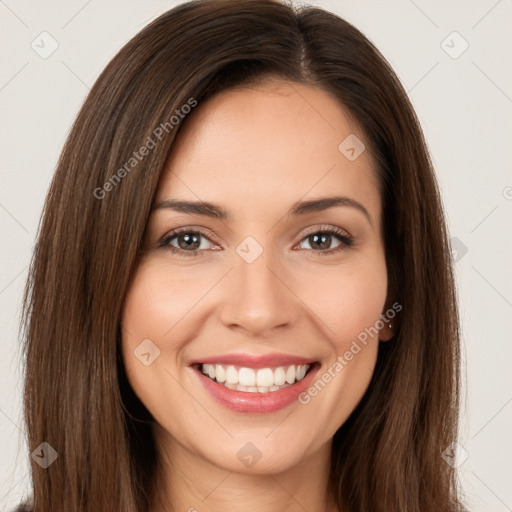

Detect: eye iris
[310, 233, 331, 250]
[178, 233, 200, 250]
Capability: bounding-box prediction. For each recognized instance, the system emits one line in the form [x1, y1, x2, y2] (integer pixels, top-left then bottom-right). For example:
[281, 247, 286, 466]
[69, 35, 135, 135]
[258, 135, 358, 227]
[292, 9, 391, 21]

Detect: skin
[121, 78, 393, 512]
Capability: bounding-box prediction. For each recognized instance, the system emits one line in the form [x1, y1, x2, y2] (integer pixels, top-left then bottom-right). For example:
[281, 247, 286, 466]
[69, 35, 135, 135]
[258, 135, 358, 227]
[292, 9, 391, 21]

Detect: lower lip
[193, 364, 319, 414]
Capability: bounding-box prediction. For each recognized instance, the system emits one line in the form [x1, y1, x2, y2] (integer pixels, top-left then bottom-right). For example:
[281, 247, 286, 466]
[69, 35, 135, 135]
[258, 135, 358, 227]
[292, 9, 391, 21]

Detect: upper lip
[189, 352, 316, 369]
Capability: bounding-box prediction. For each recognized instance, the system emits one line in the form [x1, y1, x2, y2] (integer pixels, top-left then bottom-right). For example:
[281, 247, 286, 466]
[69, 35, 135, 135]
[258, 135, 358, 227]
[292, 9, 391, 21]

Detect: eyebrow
[152, 195, 373, 226]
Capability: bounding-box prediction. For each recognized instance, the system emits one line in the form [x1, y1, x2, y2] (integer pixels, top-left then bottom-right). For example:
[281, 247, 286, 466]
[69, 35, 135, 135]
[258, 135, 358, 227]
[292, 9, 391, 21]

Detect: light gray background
[1, 0, 511, 510]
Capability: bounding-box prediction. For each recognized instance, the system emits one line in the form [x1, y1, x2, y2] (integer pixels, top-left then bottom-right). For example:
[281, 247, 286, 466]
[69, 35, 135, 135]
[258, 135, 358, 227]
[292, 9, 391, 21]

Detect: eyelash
[158, 225, 354, 257]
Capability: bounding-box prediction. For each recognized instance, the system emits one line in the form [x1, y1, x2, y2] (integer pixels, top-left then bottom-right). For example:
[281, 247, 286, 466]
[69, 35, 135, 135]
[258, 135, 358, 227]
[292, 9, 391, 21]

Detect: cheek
[295, 254, 388, 351]
[120, 262, 186, 412]
[122, 259, 207, 344]
[120, 258, 224, 404]
[294, 257, 387, 423]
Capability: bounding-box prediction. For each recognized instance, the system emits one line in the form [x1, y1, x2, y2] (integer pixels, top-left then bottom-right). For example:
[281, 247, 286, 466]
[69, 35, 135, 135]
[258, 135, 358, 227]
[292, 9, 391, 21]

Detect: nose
[218, 248, 299, 337]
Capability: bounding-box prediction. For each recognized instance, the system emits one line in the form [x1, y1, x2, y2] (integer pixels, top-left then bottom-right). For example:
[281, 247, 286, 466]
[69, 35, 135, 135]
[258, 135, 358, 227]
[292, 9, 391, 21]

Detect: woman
[18, 0, 466, 510]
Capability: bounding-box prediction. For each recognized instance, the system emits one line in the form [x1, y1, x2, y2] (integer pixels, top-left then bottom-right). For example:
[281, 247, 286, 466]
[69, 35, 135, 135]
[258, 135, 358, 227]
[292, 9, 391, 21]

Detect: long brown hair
[20, 0, 466, 510]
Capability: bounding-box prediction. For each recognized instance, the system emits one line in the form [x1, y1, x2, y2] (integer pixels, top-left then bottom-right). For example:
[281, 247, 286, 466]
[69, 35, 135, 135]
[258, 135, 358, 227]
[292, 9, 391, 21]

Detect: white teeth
[237, 384, 257, 392]
[296, 365, 307, 380]
[200, 362, 311, 393]
[274, 367, 286, 385]
[285, 365, 296, 384]
[256, 368, 274, 387]
[238, 367, 256, 387]
[226, 365, 238, 384]
[215, 364, 226, 383]
[234, 383, 291, 393]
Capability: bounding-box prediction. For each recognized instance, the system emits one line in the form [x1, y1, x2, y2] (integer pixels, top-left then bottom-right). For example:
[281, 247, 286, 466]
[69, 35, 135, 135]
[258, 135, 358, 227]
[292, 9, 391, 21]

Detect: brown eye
[174, 232, 201, 250]
[160, 229, 216, 256]
[296, 227, 354, 255]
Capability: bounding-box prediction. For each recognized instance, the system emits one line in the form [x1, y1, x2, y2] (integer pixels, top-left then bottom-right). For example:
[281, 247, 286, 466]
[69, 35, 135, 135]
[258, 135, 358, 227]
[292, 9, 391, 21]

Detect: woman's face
[121, 78, 391, 474]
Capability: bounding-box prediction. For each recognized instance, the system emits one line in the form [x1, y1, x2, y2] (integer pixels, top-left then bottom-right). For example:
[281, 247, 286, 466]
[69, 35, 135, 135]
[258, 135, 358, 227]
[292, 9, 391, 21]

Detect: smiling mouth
[197, 363, 313, 393]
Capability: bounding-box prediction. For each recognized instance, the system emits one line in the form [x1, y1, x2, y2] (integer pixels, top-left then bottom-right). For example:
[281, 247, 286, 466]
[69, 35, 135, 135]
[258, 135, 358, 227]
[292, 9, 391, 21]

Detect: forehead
[157, 79, 381, 226]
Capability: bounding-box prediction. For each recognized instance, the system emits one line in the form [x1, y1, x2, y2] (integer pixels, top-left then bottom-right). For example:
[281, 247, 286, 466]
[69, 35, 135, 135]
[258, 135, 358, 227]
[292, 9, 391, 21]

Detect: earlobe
[379, 297, 399, 342]
[379, 321, 394, 342]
